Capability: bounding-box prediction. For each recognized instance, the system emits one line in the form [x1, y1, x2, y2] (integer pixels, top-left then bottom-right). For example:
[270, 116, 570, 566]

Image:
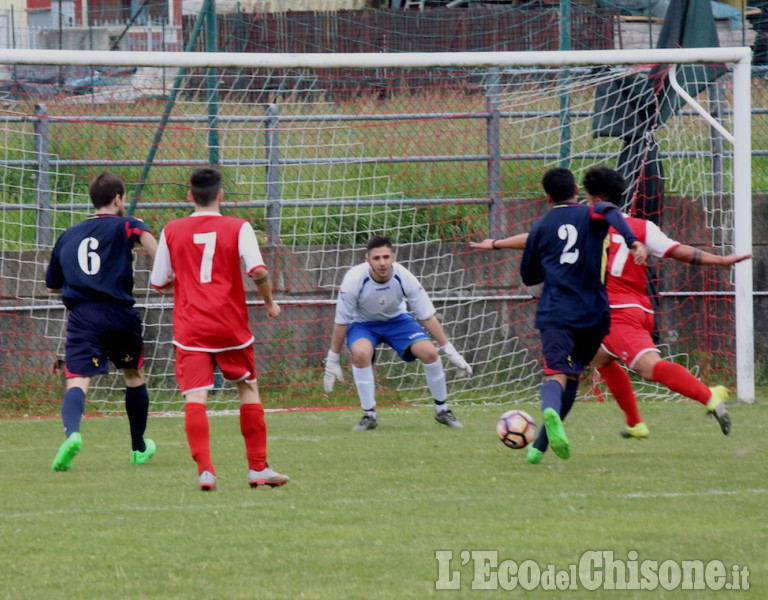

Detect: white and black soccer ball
[496, 409, 536, 449]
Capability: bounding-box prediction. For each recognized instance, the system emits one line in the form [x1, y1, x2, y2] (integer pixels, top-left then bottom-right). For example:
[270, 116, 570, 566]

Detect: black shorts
[540, 323, 609, 377]
[65, 302, 144, 378]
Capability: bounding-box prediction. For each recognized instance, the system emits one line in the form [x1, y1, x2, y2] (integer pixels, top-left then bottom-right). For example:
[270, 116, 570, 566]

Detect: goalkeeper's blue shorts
[347, 313, 430, 363]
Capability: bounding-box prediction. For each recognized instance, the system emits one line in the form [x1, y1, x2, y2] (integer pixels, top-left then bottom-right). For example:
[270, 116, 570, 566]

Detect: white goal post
[0, 46, 753, 412]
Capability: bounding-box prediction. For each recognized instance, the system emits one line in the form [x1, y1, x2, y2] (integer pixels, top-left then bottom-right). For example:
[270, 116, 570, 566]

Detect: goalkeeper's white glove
[440, 342, 473, 378]
[323, 350, 344, 393]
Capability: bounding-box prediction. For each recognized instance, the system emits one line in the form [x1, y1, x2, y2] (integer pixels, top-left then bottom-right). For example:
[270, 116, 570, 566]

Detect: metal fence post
[485, 68, 502, 237]
[265, 103, 281, 246]
[709, 79, 725, 195]
[558, 0, 572, 167]
[34, 103, 51, 247]
[206, 0, 220, 167]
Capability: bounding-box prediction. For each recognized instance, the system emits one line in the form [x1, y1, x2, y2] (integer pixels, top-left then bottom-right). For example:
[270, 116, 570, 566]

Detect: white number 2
[77, 237, 101, 275]
[193, 232, 217, 283]
[558, 224, 579, 265]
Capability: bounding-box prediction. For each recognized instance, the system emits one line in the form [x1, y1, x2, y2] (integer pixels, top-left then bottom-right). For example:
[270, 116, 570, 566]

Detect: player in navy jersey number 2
[46, 171, 158, 472]
[519, 168, 647, 463]
[323, 235, 473, 431]
[150, 168, 289, 491]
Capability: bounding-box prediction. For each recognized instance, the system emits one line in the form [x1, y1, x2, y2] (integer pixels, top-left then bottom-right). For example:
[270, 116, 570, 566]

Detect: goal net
[0, 47, 753, 416]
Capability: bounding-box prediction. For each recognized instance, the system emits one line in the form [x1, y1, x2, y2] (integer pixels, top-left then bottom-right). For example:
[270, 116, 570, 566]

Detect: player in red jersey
[583, 167, 751, 438]
[150, 168, 289, 491]
[471, 166, 750, 452]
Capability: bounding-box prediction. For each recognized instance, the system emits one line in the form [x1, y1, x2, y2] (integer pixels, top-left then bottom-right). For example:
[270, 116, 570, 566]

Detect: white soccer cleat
[248, 466, 290, 488]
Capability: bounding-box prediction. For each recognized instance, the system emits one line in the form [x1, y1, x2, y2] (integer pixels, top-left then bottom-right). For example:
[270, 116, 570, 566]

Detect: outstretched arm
[667, 245, 753, 267]
[470, 233, 529, 251]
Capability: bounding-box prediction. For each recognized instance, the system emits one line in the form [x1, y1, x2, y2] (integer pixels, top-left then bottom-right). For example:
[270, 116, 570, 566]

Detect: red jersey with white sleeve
[606, 215, 680, 313]
[150, 212, 266, 351]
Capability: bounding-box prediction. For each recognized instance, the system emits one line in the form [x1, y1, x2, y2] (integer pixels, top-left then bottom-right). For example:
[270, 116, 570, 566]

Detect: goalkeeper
[324, 235, 472, 431]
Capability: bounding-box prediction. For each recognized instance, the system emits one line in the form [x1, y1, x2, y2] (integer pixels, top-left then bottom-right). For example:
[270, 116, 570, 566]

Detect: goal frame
[0, 46, 753, 403]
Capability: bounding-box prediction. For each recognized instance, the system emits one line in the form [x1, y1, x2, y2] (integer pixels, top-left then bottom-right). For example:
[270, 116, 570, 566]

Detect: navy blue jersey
[46, 214, 150, 309]
[521, 201, 638, 330]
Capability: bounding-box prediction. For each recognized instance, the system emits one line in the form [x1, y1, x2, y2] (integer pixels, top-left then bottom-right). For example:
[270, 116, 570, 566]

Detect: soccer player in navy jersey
[472, 166, 746, 458]
[46, 172, 158, 472]
[323, 235, 472, 431]
[519, 167, 647, 463]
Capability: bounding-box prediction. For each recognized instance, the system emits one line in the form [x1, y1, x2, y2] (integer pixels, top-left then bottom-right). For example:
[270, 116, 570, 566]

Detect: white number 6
[77, 237, 101, 275]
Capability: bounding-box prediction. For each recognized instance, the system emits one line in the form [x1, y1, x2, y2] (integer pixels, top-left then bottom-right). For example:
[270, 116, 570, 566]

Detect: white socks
[423, 359, 448, 412]
[352, 365, 376, 412]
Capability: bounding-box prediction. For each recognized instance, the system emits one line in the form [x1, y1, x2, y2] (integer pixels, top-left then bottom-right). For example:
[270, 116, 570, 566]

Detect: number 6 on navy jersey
[77, 237, 101, 275]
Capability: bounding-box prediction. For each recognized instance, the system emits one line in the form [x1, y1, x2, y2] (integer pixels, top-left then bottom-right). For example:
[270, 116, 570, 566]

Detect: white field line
[3, 488, 768, 520]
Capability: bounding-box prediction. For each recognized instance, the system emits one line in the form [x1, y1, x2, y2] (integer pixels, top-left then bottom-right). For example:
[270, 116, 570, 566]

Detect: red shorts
[601, 307, 659, 369]
[174, 345, 257, 396]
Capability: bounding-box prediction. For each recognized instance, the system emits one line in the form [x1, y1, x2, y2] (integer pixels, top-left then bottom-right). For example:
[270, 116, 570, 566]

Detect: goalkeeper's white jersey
[334, 262, 436, 325]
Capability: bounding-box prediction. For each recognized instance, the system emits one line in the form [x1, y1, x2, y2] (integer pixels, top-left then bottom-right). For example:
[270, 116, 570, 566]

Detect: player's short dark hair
[582, 166, 625, 206]
[88, 171, 125, 209]
[367, 235, 393, 253]
[541, 167, 576, 203]
[189, 168, 222, 207]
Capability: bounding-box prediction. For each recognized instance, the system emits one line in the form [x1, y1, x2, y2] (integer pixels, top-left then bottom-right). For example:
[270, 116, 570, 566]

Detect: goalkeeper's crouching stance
[323, 235, 472, 431]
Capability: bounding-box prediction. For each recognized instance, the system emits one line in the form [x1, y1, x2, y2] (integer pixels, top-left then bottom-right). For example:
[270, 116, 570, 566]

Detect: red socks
[186, 402, 269, 474]
[185, 402, 214, 475]
[652, 360, 710, 405]
[240, 403, 268, 471]
[598, 361, 642, 426]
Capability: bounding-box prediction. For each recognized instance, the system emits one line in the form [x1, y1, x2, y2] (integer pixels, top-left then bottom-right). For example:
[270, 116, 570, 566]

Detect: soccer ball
[497, 409, 537, 449]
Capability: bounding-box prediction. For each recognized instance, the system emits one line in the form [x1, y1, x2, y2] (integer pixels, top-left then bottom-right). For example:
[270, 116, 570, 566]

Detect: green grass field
[2, 401, 765, 599]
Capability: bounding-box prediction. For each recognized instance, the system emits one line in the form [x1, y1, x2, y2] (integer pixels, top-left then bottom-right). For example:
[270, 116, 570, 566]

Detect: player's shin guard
[561, 378, 579, 421]
[240, 403, 268, 472]
[423, 359, 447, 406]
[352, 365, 376, 411]
[540, 379, 563, 415]
[652, 360, 711, 405]
[125, 384, 150, 451]
[532, 426, 549, 452]
[532, 380, 566, 453]
[61, 387, 86, 437]
[185, 402, 214, 475]
[599, 361, 642, 426]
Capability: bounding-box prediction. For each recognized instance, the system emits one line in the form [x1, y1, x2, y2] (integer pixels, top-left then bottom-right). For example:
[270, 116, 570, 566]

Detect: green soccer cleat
[619, 422, 650, 440]
[51, 432, 83, 472]
[707, 385, 731, 435]
[526, 446, 544, 465]
[130, 438, 156, 465]
[542, 408, 571, 460]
